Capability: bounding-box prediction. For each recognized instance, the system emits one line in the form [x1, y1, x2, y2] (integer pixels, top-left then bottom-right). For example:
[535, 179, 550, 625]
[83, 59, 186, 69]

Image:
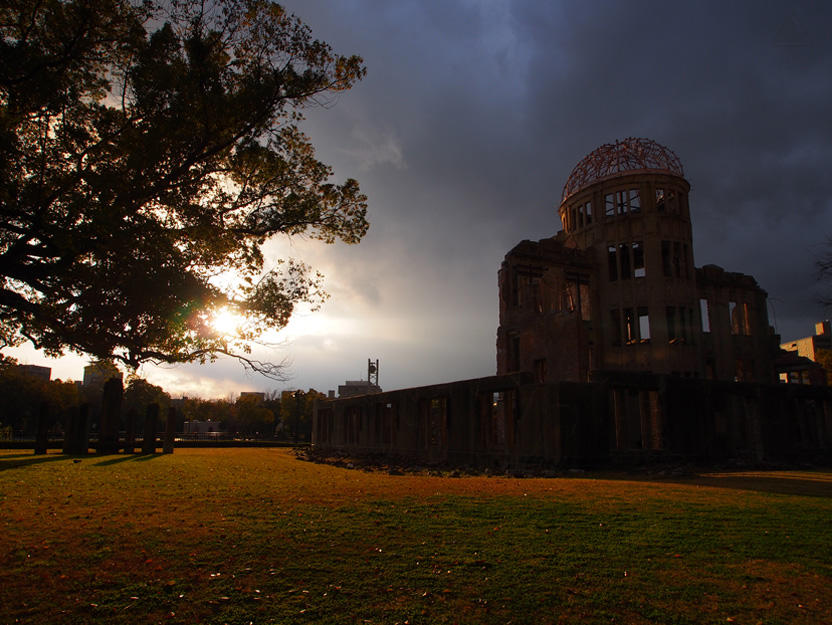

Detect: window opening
[608, 245, 618, 281]
[662, 241, 672, 277]
[610, 309, 621, 346]
[624, 308, 636, 344]
[638, 307, 650, 341]
[533, 358, 547, 383]
[629, 189, 641, 213]
[578, 281, 591, 321]
[656, 188, 665, 211]
[734, 359, 747, 382]
[633, 241, 645, 278]
[705, 358, 715, 380]
[605, 193, 615, 217]
[619, 243, 631, 279]
[667, 190, 678, 213]
[530, 278, 542, 313]
[561, 283, 575, 311]
[584, 201, 593, 224]
[672, 241, 682, 277]
[488, 391, 509, 447]
[616, 190, 627, 215]
[742, 302, 751, 336]
[700, 298, 711, 333]
[667, 306, 678, 342]
[379, 402, 396, 445]
[729, 301, 740, 335]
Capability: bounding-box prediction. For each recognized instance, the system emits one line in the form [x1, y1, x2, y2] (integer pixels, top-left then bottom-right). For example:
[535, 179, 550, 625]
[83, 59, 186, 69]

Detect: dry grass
[1, 448, 830, 624]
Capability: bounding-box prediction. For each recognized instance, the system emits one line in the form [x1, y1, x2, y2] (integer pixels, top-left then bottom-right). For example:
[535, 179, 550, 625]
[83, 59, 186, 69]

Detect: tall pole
[368, 358, 379, 386]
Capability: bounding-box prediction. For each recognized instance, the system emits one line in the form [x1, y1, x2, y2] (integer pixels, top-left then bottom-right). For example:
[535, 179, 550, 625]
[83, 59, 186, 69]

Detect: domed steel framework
[561, 137, 684, 202]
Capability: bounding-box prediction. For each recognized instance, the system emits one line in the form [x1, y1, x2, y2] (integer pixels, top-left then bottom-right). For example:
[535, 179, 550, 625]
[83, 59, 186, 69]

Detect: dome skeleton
[561, 137, 685, 203]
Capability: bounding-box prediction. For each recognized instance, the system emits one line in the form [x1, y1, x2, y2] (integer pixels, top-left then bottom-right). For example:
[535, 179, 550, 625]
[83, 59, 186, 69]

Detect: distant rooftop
[338, 380, 382, 398]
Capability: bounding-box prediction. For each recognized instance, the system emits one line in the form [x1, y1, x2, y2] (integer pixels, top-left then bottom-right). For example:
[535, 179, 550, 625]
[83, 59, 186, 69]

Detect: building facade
[313, 139, 831, 467]
[497, 138, 775, 384]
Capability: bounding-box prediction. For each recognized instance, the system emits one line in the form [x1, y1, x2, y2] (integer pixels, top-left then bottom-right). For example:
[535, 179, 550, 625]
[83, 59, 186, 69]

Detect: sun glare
[211, 307, 243, 336]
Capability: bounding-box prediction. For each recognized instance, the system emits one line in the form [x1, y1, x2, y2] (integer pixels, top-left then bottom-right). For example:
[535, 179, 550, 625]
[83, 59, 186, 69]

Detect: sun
[210, 306, 244, 336]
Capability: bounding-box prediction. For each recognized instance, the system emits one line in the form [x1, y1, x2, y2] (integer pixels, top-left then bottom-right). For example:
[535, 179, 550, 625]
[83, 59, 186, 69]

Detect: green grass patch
[1, 449, 830, 624]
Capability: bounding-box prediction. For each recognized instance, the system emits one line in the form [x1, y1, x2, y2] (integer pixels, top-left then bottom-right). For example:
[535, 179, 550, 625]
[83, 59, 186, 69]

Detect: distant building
[83, 361, 123, 387]
[781, 321, 832, 362]
[338, 380, 382, 398]
[778, 321, 831, 385]
[239, 392, 266, 401]
[17, 364, 51, 381]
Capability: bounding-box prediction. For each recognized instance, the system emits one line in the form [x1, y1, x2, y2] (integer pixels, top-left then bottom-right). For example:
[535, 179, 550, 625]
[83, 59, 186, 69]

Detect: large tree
[0, 0, 367, 376]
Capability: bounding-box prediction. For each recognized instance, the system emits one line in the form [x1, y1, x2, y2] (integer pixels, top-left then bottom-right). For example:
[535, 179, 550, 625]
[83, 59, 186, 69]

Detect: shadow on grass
[92, 453, 163, 465]
[132, 453, 163, 462]
[0, 450, 167, 469]
[595, 469, 832, 499]
[686, 471, 832, 498]
[0, 453, 72, 471]
[93, 455, 142, 467]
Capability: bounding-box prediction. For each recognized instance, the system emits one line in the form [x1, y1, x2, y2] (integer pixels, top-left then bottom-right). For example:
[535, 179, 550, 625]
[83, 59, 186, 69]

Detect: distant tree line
[178, 389, 324, 441]
[0, 357, 324, 441]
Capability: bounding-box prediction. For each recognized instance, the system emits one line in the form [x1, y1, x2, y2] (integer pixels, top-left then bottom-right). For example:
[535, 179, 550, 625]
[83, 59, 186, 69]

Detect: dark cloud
[19, 1, 832, 392]
[260, 0, 832, 391]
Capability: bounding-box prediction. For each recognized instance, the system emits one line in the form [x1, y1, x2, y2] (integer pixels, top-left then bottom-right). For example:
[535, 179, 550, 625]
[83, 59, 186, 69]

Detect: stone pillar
[163, 407, 176, 454]
[142, 403, 159, 454]
[98, 377, 123, 455]
[125, 407, 138, 454]
[61, 409, 75, 455]
[34, 401, 50, 455]
[63, 404, 90, 455]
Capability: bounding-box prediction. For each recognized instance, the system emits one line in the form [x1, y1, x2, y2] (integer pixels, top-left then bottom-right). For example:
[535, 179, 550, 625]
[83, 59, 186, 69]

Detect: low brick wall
[313, 373, 832, 468]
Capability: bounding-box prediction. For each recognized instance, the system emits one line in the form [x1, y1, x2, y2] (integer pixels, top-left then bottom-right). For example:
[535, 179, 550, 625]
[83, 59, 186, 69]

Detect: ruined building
[313, 139, 832, 467]
[497, 138, 775, 384]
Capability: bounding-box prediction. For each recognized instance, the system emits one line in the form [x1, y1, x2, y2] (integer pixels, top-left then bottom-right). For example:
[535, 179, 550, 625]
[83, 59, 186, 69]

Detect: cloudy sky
[11, 0, 832, 397]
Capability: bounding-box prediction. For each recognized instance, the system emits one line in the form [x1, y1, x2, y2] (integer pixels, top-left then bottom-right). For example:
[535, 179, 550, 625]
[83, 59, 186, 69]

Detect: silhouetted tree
[124, 376, 171, 425]
[0, 360, 79, 435]
[180, 396, 234, 431]
[234, 393, 275, 437]
[278, 388, 323, 441]
[0, 0, 367, 377]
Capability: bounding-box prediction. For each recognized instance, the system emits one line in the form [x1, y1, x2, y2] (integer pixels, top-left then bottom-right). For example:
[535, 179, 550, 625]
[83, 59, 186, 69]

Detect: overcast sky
[11, 0, 832, 397]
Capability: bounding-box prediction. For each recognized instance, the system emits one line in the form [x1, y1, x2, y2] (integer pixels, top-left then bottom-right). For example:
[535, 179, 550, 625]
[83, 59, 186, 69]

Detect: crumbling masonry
[314, 139, 832, 467]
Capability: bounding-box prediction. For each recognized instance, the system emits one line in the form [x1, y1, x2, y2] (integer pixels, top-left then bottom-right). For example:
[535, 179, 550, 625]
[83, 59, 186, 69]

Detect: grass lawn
[1, 449, 830, 624]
